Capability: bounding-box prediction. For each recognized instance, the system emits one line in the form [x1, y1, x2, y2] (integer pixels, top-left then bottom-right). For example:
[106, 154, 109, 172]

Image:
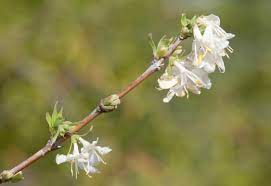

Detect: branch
[0, 36, 186, 184]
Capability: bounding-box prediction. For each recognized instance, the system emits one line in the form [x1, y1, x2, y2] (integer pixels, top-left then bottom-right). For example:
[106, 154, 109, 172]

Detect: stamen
[197, 48, 210, 65]
[70, 163, 74, 177]
[227, 46, 234, 53]
[195, 79, 203, 86]
[215, 25, 227, 37]
[184, 86, 189, 98]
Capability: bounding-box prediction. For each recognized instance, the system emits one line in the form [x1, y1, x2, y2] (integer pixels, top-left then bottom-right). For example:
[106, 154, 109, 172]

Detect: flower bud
[0, 171, 24, 183]
[99, 94, 121, 112]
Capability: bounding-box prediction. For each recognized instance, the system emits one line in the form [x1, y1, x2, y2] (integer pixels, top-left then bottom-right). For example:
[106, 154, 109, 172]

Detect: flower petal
[158, 77, 178, 89]
[202, 14, 221, 26]
[96, 146, 112, 155]
[87, 166, 100, 174]
[163, 90, 175, 103]
[73, 143, 80, 155]
[56, 154, 68, 164]
[79, 137, 91, 148]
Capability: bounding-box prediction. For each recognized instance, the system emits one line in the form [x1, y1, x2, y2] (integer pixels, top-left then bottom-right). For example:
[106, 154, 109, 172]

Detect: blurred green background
[1, 0, 271, 185]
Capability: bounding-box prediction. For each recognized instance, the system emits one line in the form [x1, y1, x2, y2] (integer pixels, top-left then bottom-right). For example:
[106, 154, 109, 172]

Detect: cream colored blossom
[158, 60, 211, 102]
[191, 14, 235, 73]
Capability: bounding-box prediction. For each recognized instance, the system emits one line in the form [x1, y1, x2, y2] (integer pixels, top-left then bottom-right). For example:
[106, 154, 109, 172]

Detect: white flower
[198, 14, 235, 41]
[79, 137, 112, 166]
[157, 14, 234, 102]
[190, 36, 227, 73]
[56, 137, 112, 178]
[158, 60, 211, 103]
[56, 143, 87, 178]
[191, 14, 235, 73]
[158, 72, 178, 90]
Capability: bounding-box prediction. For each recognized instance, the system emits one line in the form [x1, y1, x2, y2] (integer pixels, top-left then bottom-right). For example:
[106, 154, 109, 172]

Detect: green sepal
[71, 134, 80, 144]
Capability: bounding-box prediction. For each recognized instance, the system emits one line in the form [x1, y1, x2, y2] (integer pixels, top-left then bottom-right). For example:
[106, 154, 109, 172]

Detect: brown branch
[0, 36, 185, 184]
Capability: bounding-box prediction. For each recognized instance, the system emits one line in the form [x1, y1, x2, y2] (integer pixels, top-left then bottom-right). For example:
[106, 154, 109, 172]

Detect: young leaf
[59, 107, 63, 117]
[46, 112, 52, 128]
[156, 36, 175, 58]
[180, 14, 188, 27]
[148, 33, 157, 57]
[157, 35, 167, 49]
[189, 15, 197, 26]
[52, 102, 59, 126]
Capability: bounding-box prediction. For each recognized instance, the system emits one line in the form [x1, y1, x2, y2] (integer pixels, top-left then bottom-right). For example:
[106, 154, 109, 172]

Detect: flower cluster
[56, 137, 111, 178]
[158, 14, 235, 102]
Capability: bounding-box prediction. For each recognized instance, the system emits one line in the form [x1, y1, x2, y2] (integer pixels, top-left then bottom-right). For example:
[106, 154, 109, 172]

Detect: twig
[0, 36, 185, 184]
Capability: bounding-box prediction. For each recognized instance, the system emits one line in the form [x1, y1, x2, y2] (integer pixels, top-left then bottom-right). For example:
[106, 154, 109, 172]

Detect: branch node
[0, 170, 24, 184]
[151, 58, 164, 71]
[98, 94, 121, 113]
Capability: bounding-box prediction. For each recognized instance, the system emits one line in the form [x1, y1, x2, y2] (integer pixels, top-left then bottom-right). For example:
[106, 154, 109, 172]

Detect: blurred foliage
[0, 0, 271, 185]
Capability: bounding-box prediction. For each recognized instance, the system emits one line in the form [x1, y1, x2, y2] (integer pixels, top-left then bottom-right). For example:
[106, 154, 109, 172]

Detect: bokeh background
[1, 0, 271, 185]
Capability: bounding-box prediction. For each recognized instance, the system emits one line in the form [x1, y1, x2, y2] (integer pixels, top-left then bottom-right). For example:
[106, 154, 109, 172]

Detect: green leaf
[180, 14, 188, 27]
[59, 106, 63, 116]
[148, 33, 157, 57]
[52, 102, 59, 126]
[50, 129, 60, 144]
[157, 35, 167, 48]
[59, 127, 66, 137]
[46, 102, 77, 143]
[46, 112, 52, 128]
[156, 36, 175, 58]
[190, 15, 197, 25]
